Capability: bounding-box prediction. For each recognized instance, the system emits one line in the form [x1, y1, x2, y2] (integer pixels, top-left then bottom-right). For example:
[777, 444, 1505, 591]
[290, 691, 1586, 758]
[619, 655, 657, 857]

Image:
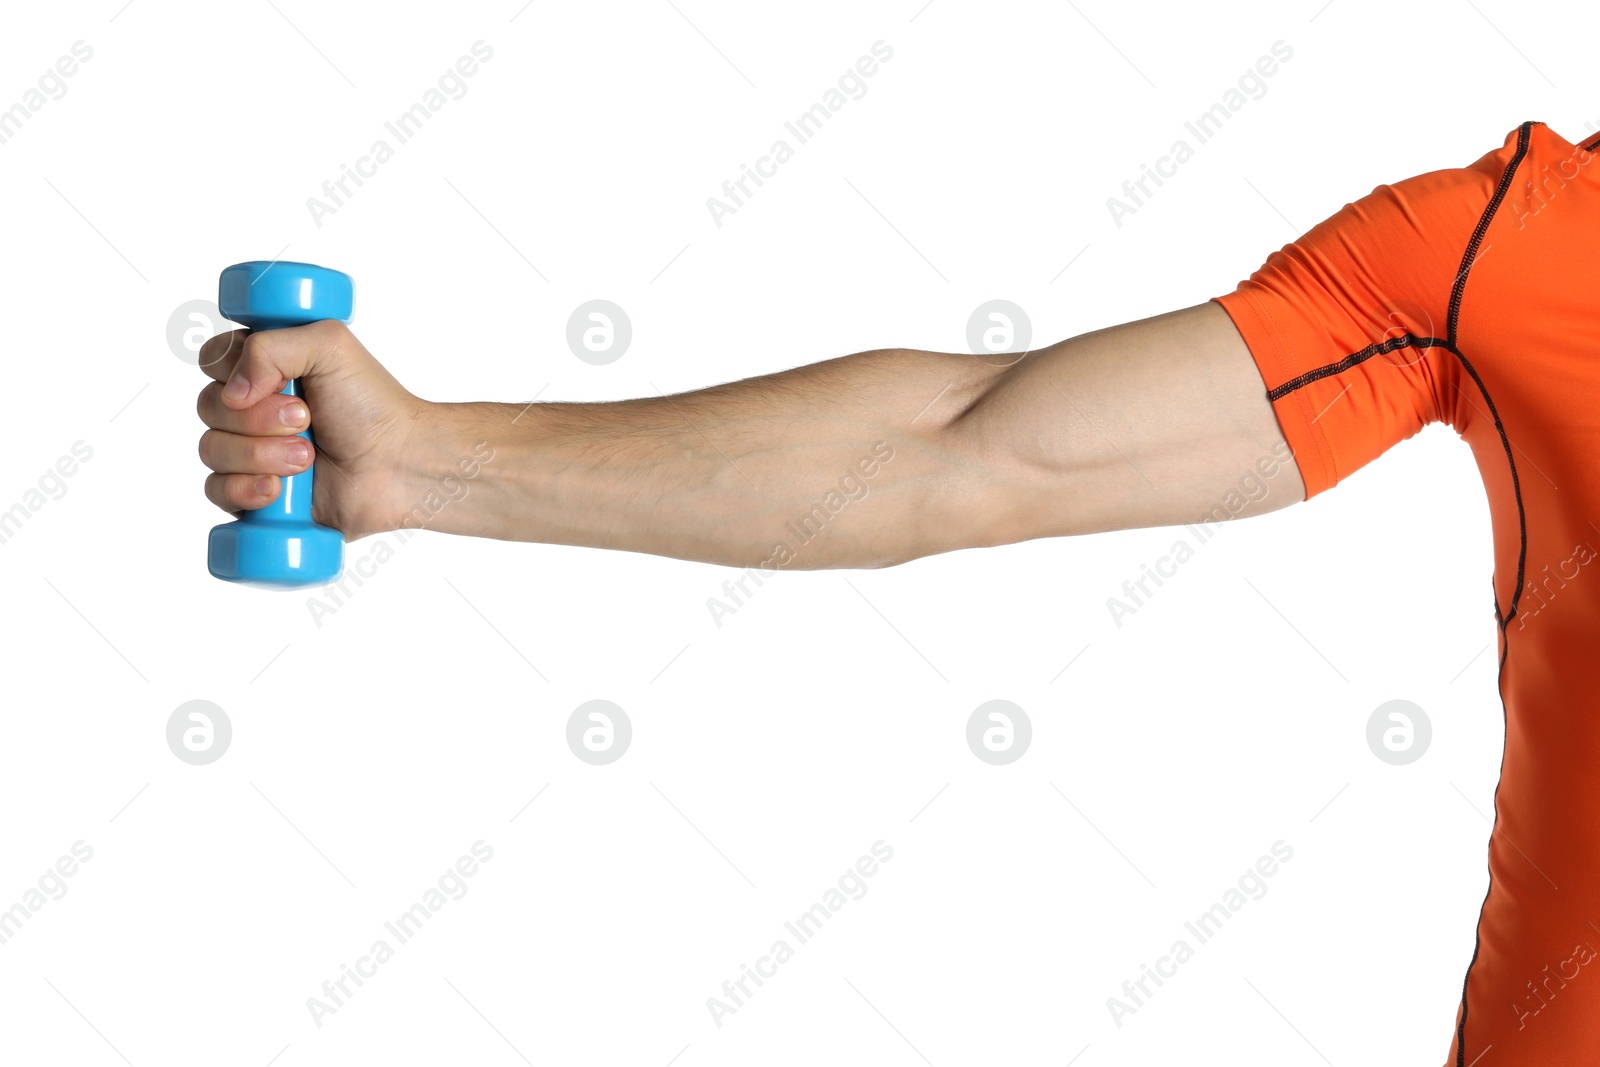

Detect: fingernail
[254, 476, 273, 496]
[281, 401, 308, 427]
[286, 439, 312, 468]
[224, 374, 250, 402]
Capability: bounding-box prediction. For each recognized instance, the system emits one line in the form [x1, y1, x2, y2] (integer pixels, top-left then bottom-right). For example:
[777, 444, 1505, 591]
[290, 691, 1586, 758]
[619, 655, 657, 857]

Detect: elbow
[937, 388, 1077, 552]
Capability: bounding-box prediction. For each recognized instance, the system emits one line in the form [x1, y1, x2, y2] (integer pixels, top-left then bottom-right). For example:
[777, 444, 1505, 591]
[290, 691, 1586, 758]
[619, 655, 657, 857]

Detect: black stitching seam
[1449, 118, 1532, 1067]
[1265, 334, 1448, 402]
[1258, 120, 1533, 1066]
[1584, 132, 1600, 153]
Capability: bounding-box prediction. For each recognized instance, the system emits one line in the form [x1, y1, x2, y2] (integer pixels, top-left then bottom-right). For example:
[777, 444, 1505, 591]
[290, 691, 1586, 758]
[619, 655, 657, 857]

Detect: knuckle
[241, 330, 271, 366]
[249, 436, 278, 468]
[251, 399, 279, 434]
[251, 474, 279, 503]
[200, 330, 243, 371]
[306, 318, 350, 354]
[307, 318, 346, 342]
[197, 382, 223, 423]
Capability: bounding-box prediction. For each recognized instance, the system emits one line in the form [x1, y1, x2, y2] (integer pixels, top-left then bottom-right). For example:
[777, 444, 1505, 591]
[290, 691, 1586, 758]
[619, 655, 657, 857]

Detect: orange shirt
[1215, 120, 1600, 1063]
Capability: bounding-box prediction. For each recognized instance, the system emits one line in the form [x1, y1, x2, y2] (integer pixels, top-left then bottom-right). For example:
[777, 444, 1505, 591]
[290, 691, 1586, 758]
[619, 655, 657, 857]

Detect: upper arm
[949, 300, 1306, 544]
[950, 141, 1508, 547]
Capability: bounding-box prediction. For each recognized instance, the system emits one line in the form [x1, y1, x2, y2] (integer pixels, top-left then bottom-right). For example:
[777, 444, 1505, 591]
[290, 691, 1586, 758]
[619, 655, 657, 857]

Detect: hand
[195, 320, 427, 540]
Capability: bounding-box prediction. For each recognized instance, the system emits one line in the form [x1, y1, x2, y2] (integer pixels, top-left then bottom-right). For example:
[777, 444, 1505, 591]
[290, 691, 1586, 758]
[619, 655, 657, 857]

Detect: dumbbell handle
[209, 262, 352, 587]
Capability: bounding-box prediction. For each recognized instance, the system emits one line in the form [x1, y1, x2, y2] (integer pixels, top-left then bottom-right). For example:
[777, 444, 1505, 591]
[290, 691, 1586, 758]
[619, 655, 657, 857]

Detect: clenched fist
[195, 320, 429, 541]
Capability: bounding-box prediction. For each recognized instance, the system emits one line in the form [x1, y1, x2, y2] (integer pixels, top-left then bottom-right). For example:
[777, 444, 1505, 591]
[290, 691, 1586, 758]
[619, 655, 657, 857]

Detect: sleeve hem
[1211, 288, 1334, 501]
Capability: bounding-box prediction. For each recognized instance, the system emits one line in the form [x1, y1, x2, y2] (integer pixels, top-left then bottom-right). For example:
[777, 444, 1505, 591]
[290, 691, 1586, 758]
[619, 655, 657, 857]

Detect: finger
[197, 329, 249, 383]
[197, 381, 310, 436]
[206, 472, 279, 513]
[219, 319, 351, 410]
[198, 428, 314, 476]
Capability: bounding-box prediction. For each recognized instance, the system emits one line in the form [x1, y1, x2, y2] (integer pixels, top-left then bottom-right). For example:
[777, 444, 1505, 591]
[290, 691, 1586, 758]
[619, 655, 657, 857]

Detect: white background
[1, 1, 1589, 1064]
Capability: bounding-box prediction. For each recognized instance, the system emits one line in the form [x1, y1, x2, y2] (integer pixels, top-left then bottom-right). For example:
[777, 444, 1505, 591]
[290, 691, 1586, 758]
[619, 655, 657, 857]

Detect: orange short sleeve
[1210, 137, 1518, 498]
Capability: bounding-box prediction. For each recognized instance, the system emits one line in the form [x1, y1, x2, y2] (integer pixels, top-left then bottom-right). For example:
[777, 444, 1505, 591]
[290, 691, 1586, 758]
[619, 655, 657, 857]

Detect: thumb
[221, 320, 351, 410]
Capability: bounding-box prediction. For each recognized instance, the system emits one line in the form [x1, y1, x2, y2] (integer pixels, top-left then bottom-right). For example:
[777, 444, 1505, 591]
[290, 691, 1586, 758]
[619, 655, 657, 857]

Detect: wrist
[386, 400, 509, 538]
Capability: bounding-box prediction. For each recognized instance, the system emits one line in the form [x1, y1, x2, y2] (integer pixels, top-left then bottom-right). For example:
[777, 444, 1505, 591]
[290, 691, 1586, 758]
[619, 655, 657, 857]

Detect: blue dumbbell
[207, 261, 353, 588]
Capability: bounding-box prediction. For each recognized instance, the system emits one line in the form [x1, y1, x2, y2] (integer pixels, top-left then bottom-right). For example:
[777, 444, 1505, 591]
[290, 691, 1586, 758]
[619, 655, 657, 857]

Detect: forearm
[396, 349, 1043, 569]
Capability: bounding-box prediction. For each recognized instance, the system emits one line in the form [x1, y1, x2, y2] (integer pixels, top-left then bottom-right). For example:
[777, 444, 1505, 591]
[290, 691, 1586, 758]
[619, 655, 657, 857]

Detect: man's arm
[197, 300, 1304, 569]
